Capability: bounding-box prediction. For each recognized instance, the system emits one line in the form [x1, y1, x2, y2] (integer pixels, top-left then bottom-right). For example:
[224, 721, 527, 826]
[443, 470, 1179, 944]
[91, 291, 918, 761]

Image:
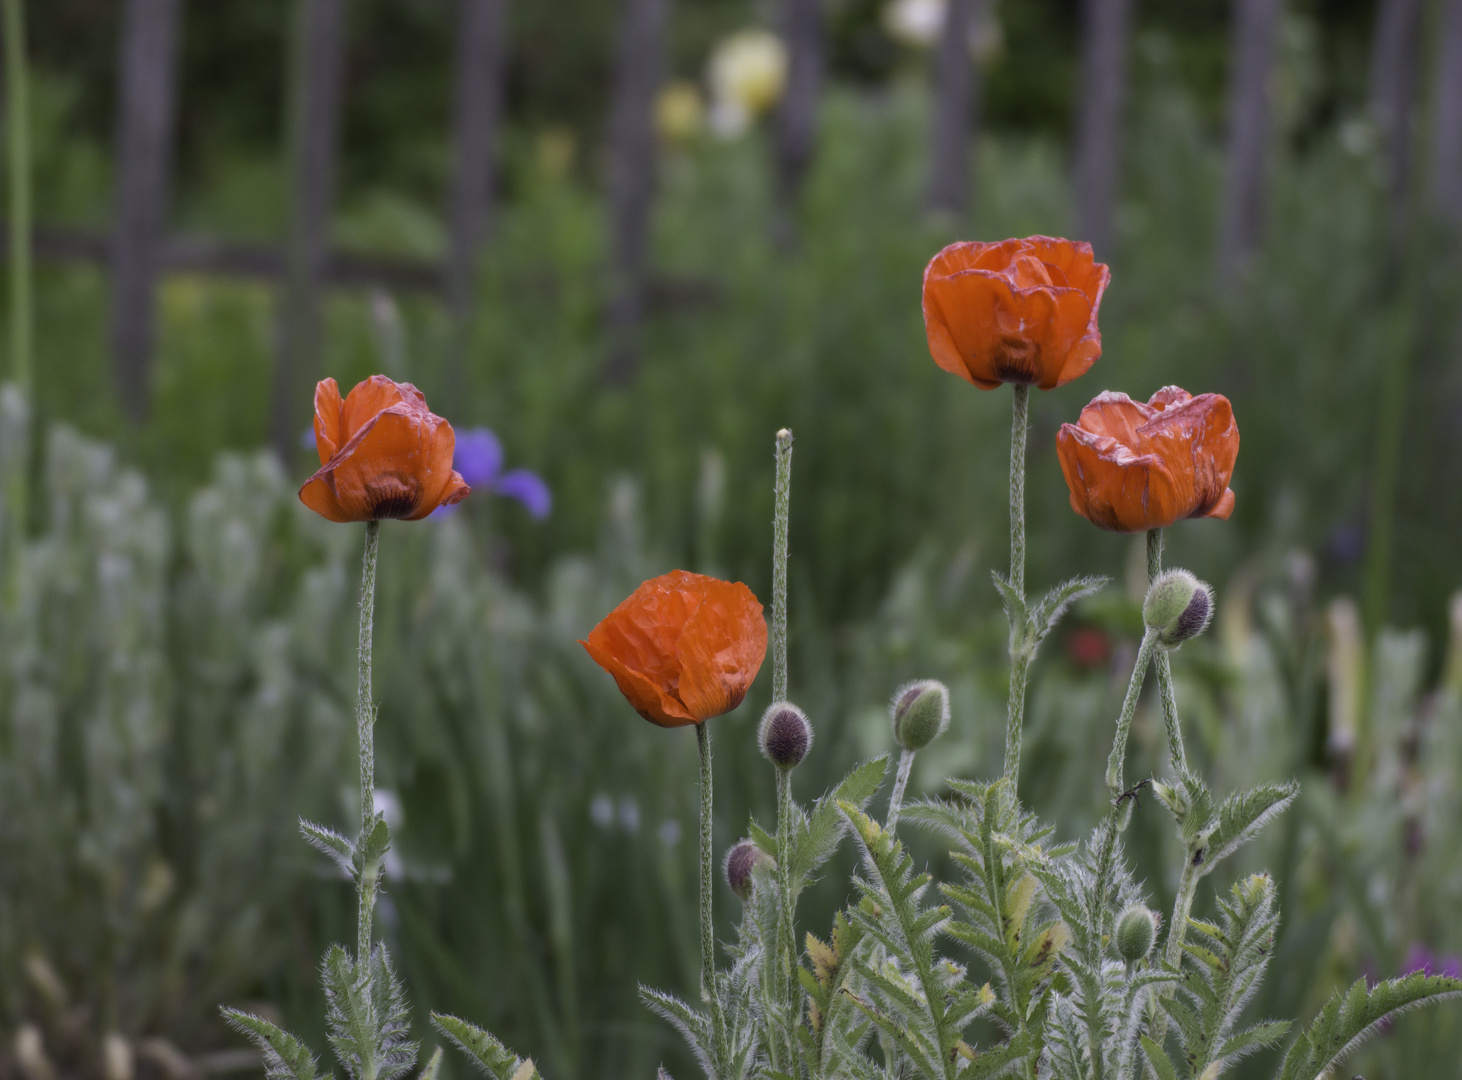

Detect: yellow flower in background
[655, 80, 705, 144]
[707, 29, 787, 138]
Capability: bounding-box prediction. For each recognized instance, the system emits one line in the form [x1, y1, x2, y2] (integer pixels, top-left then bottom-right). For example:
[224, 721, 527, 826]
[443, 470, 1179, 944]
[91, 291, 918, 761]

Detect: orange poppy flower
[1056, 386, 1239, 533]
[922, 236, 1111, 390]
[580, 570, 768, 728]
[299, 375, 470, 523]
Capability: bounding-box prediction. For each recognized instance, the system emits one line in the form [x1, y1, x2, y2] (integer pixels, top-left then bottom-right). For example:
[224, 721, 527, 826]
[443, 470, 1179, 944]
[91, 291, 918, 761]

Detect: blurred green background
[3, 1, 1462, 1078]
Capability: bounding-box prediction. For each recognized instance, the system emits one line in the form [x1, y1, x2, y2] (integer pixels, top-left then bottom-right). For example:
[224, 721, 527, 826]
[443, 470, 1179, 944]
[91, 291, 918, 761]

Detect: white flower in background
[884, 0, 946, 48]
[706, 28, 788, 139]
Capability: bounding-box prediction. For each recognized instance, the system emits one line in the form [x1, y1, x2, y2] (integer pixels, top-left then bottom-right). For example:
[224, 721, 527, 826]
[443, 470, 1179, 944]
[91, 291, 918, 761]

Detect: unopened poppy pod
[300, 375, 470, 522]
[1056, 386, 1239, 532]
[581, 570, 768, 727]
[922, 236, 1111, 391]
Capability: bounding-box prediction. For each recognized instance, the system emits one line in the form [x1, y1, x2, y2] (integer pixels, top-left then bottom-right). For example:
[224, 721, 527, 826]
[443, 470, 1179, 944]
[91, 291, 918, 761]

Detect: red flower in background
[580, 571, 767, 728]
[922, 236, 1111, 391]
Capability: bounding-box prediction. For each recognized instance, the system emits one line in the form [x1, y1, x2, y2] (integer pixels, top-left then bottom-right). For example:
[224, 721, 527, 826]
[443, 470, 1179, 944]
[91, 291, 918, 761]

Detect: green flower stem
[1003, 384, 1030, 788]
[356, 520, 381, 960]
[1146, 528, 1188, 774]
[774, 765, 797, 1073]
[4, 0, 32, 394]
[1163, 854, 1201, 975]
[772, 429, 793, 703]
[695, 721, 727, 1061]
[886, 747, 915, 832]
[1106, 629, 1158, 794]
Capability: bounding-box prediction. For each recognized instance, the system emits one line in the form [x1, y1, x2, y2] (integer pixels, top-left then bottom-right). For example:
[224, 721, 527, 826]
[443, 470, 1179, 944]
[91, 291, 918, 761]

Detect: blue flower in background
[439, 427, 551, 520]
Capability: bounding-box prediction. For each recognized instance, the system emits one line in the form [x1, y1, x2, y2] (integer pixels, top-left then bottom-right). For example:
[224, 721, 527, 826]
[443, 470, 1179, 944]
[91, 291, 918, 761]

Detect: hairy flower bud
[1143, 570, 1215, 650]
[724, 838, 774, 900]
[890, 679, 950, 751]
[759, 702, 813, 769]
[1116, 905, 1160, 963]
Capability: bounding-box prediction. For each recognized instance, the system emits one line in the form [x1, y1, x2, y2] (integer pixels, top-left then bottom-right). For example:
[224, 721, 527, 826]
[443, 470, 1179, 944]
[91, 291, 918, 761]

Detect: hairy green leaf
[221, 1010, 326, 1080]
[430, 1012, 538, 1080]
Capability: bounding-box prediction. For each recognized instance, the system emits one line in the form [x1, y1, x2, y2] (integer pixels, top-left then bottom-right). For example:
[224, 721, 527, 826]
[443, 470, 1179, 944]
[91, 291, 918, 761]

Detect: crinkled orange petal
[579, 637, 698, 727]
[299, 472, 354, 523]
[586, 579, 698, 696]
[404, 414, 467, 521]
[675, 579, 767, 722]
[314, 378, 344, 465]
[339, 375, 408, 443]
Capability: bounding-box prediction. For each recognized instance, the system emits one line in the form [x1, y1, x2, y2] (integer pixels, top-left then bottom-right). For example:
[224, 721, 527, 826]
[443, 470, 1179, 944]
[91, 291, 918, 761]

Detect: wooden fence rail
[4, 0, 1453, 445]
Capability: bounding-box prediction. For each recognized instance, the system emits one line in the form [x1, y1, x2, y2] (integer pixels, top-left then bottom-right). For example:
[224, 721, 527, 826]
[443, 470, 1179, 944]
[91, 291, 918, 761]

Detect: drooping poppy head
[1056, 386, 1239, 533]
[922, 236, 1111, 391]
[299, 375, 470, 522]
[580, 570, 768, 728]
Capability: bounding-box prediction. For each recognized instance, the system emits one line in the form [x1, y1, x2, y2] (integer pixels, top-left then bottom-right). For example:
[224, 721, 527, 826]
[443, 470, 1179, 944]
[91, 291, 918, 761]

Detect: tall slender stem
[1146, 528, 1188, 774]
[1163, 856, 1201, 973]
[1009, 384, 1028, 596]
[774, 766, 797, 1072]
[772, 428, 793, 703]
[4, 0, 32, 393]
[1107, 629, 1158, 794]
[696, 722, 726, 1060]
[886, 747, 916, 832]
[1002, 385, 1031, 789]
[356, 519, 381, 959]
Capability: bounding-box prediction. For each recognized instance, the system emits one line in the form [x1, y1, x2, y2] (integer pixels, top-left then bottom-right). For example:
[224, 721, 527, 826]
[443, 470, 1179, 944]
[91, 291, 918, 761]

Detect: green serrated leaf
[1028, 575, 1109, 647]
[1204, 782, 1299, 872]
[417, 1047, 443, 1080]
[430, 1012, 529, 1080]
[1139, 1034, 1179, 1080]
[221, 1009, 324, 1080]
[300, 820, 354, 874]
[357, 813, 393, 871]
[1276, 973, 1462, 1080]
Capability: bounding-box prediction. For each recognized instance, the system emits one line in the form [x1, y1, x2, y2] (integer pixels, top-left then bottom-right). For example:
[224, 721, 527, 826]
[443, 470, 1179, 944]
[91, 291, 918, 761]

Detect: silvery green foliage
[322, 944, 419, 1080]
[0, 393, 351, 1035]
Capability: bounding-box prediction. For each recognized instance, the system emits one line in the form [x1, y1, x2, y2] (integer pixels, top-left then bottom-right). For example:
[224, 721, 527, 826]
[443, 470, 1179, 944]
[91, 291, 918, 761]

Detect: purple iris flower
[435, 426, 551, 520]
[1404, 944, 1462, 979]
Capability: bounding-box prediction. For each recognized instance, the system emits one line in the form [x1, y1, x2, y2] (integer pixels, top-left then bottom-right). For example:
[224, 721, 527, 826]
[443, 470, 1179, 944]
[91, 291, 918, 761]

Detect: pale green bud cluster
[1115, 904, 1160, 963]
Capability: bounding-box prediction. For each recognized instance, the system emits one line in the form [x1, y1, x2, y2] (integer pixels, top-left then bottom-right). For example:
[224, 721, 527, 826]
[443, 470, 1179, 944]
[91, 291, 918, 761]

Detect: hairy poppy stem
[1003, 385, 1030, 789]
[1106, 628, 1158, 795]
[695, 721, 727, 1060]
[772, 429, 793, 703]
[4, 0, 31, 395]
[774, 765, 797, 1073]
[356, 519, 381, 960]
[1146, 529, 1188, 775]
[886, 747, 916, 832]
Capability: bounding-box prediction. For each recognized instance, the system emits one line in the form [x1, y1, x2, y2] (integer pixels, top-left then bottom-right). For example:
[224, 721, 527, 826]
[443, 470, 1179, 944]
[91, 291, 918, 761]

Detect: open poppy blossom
[922, 236, 1111, 390]
[1056, 386, 1239, 533]
[580, 570, 767, 728]
[299, 375, 470, 523]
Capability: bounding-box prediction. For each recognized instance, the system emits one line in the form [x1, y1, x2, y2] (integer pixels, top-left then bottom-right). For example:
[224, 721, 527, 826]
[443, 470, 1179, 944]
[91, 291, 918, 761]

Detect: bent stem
[1146, 528, 1187, 774]
[1003, 384, 1030, 788]
[1106, 629, 1158, 795]
[356, 519, 381, 960]
[886, 747, 915, 832]
[696, 722, 727, 1061]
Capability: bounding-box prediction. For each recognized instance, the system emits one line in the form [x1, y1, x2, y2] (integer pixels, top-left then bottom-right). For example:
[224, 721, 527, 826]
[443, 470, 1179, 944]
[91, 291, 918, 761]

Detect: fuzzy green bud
[759, 701, 813, 769]
[1116, 904, 1160, 963]
[891, 679, 950, 751]
[724, 838, 775, 900]
[1142, 569, 1215, 650]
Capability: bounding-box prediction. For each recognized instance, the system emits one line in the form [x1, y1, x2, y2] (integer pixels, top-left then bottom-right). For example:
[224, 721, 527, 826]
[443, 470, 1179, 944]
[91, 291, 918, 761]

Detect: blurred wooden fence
[9, 0, 1462, 448]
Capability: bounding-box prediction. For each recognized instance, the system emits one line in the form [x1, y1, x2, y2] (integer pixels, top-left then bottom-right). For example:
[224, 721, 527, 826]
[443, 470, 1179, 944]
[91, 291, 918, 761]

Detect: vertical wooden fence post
[1368, 0, 1424, 261]
[926, 0, 986, 218]
[108, 0, 184, 424]
[1216, 0, 1284, 280]
[603, 0, 669, 385]
[443, 0, 509, 403]
[269, 0, 348, 461]
[774, 0, 823, 234]
[1071, 0, 1134, 258]
[1430, 0, 1462, 224]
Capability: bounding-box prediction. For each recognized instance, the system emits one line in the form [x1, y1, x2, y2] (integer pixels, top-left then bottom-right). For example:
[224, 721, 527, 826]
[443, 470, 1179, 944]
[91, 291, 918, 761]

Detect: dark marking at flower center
[993, 334, 1039, 384]
[368, 478, 420, 520]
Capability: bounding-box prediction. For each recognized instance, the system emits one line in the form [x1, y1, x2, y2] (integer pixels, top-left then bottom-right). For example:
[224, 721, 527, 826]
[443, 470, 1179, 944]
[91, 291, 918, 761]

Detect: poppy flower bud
[1116, 904, 1160, 963]
[891, 680, 950, 751]
[724, 838, 775, 900]
[759, 702, 813, 770]
[1143, 570, 1215, 650]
